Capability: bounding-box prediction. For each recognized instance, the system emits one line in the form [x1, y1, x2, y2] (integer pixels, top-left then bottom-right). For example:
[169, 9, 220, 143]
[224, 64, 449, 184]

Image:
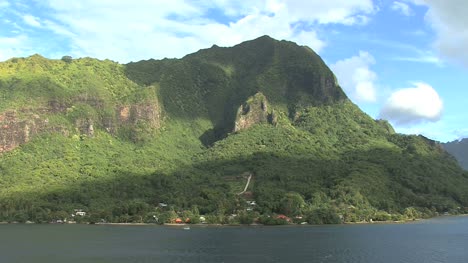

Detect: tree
[404, 207, 421, 220]
[238, 211, 257, 224]
[61, 56, 72, 63]
[159, 210, 178, 224]
[305, 207, 341, 224]
[280, 192, 305, 216]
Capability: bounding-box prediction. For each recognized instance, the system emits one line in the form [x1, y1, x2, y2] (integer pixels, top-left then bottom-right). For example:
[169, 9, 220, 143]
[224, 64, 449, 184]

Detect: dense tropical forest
[1, 36, 467, 225]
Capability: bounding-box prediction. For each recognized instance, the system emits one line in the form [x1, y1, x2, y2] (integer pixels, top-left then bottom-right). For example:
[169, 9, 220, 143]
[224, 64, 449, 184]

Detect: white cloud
[391, 1, 412, 16]
[200, 0, 376, 25]
[391, 119, 468, 142]
[291, 30, 326, 52]
[22, 0, 376, 62]
[22, 14, 41, 27]
[410, 0, 468, 67]
[454, 129, 468, 140]
[0, 36, 22, 45]
[0, 0, 9, 9]
[0, 35, 31, 61]
[393, 53, 443, 66]
[409, 30, 427, 36]
[379, 82, 443, 125]
[276, 0, 376, 25]
[394, 123, 446, 142]
[330, 51, 377, 102]
[43, 20, 74, 37]
[367, 38, 443, 66]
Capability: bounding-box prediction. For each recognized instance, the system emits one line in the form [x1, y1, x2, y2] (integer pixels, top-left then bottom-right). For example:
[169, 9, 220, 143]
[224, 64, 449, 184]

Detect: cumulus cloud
[410, 0, 468, 67]
[25, 0, 376, 62]
[391, 1, 412, 16]
[330, 51, 377, 102]
[379, 82, 443, 125]
[22, 14, 41, 27]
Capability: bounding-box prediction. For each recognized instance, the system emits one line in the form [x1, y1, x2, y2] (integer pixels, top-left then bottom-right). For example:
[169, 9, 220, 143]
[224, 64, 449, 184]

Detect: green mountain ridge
[442, 139, 468, 170]
[0, 36, 467, 224]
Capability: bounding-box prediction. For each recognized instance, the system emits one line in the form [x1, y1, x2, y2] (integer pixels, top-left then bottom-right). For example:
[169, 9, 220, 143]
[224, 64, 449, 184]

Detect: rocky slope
[234, 92, 276, 132]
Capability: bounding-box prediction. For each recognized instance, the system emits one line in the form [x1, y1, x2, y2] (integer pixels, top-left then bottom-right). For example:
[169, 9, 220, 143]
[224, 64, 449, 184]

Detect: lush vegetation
[1, 36, 467, 225]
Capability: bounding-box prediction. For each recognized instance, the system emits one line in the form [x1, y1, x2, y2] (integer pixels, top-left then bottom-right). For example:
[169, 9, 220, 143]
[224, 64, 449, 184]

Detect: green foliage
[237, 211, 258, 224]
[0, 37, 467, 224]
[279, 192, 306, 216]
[258, 215, 289, 225]
[158, 210, 178, 224]
[61, 56, 73, 63]
[305, 207, 341, 225]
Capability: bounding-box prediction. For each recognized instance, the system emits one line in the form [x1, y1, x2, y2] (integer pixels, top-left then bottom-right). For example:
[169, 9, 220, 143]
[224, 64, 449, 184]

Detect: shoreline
[1, 214, 465, 227]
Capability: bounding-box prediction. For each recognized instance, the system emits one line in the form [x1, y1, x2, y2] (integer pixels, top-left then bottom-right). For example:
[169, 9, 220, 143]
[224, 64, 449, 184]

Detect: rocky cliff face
[0, 99, 161, 153]
[0, 110, 45, 152]
[234, 92, 276, 132]
[117, 100, 162, 141]
[118, 101, 161, 129]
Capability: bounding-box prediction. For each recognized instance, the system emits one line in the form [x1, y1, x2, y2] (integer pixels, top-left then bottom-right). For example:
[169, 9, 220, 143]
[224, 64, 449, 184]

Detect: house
[276, 214, 291, 222]
[158, 203, 168, 208]
[246, 201, 256, 206]
[175, 218, 183, 224]
[74, 209, 86, 216]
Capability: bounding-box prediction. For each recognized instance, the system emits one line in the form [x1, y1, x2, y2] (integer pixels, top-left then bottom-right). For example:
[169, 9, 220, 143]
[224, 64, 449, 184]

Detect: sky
[0, 0, 467, 142]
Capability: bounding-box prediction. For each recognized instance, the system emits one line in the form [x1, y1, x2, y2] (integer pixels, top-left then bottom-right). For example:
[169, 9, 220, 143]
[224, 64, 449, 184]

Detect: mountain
[1, 36, 467, 224]
[442, 139, 468, 170]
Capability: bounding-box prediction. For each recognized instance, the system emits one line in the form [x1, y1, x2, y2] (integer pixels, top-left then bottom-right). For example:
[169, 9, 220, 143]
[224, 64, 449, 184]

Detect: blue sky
[0, 0, 467, 142]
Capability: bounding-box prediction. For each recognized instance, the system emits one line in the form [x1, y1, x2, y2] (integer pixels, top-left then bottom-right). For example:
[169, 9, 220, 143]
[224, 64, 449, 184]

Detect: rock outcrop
[118, 101, 161, 129]
[234, 92, 276, 132]
[0, 111, 43, 152]
[0, 99, 162, 153]
[118, 100, 162, 142]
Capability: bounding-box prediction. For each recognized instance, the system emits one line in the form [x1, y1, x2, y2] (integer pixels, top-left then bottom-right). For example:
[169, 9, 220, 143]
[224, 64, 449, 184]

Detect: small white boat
[183, 226, 190, 230]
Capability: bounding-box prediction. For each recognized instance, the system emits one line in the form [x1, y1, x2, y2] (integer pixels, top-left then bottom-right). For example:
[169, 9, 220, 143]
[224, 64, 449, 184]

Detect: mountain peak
[247, 35, 277, 43]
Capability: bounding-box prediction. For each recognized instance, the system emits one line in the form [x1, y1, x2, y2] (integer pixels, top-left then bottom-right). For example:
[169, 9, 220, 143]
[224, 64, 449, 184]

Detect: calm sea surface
[1, 216, 467, 263]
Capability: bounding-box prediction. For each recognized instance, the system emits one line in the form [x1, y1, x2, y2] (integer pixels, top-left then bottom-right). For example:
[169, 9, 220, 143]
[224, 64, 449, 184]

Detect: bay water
[1, 216, 467, 262]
